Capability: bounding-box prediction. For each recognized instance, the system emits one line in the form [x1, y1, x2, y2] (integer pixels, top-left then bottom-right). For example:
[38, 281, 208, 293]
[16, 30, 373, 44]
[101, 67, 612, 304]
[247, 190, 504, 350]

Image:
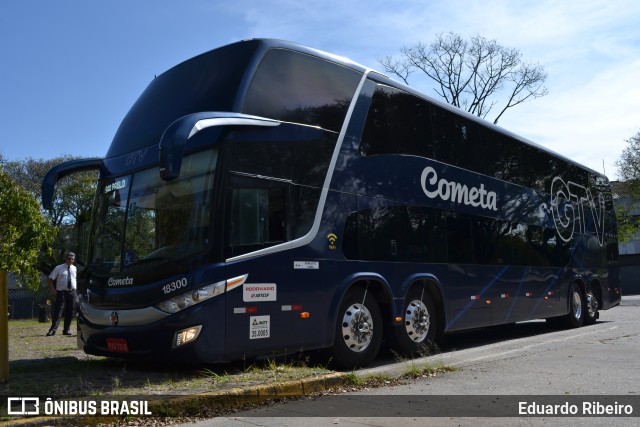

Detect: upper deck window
[360, 84, 434, 157]
[243, 49, 362, 132]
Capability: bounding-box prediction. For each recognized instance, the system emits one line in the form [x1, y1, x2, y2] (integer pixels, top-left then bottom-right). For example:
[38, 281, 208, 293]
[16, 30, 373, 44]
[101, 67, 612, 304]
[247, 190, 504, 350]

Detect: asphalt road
[181, 295, 640, 427]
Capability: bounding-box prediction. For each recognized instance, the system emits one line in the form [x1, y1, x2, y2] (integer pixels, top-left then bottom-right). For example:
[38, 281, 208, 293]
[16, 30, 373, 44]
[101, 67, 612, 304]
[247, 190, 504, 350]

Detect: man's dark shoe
[62, 331, 72, 336]
[46, 330, 55, 336]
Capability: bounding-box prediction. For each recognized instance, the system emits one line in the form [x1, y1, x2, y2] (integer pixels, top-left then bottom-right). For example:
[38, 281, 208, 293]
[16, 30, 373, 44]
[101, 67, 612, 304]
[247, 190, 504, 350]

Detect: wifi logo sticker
[327, 233, 338, 250]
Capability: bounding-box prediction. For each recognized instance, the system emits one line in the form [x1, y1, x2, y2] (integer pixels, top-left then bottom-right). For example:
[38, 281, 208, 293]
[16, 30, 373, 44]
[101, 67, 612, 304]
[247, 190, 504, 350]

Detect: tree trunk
[0, 271, 8, 382]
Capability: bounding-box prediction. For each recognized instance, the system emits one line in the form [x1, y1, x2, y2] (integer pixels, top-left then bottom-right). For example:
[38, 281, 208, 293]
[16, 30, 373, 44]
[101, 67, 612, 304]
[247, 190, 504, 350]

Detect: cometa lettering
[421, 166, 498, 211]
[108, 277, 134, 287]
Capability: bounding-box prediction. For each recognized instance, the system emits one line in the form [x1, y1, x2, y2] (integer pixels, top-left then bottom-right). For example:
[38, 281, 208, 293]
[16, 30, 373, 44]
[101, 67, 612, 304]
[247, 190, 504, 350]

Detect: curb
[1, 372, 348, 426]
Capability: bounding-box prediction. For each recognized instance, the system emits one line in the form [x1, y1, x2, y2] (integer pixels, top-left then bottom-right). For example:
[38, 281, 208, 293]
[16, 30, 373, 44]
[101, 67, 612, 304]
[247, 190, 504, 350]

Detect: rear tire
[583, 289, 599, 325]
[561, 283, 585, 328]
[388, 286, 437, 356]
[330, 287, 382, 370]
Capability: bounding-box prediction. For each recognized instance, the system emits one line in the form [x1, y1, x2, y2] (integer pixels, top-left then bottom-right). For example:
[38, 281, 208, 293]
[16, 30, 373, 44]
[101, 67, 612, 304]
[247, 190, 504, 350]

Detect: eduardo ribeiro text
[519, 401, 633, 416]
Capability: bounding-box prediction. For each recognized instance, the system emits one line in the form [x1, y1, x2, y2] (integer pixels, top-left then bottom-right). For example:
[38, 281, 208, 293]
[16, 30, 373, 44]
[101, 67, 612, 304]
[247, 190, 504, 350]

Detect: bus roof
[110, 38, 606, 180]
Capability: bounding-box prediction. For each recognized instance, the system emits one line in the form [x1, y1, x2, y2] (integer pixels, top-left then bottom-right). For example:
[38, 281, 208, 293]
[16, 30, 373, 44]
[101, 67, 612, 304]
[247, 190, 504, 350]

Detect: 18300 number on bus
[162, 278, 188, 295]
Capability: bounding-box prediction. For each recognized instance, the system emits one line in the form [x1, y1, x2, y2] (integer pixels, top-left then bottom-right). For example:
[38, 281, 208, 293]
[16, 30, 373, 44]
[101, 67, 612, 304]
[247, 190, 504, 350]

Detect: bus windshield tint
[243, 48, 361, 132]
[89, 149, 218, 274]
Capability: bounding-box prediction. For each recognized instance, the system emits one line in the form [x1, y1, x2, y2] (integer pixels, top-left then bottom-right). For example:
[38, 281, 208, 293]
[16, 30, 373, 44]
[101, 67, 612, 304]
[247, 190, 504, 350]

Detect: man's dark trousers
[50, 290, 76, 333]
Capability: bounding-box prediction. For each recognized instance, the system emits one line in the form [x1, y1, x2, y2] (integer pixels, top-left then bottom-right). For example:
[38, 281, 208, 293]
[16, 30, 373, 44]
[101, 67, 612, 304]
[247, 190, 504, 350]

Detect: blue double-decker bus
[43, 39, 620, 369]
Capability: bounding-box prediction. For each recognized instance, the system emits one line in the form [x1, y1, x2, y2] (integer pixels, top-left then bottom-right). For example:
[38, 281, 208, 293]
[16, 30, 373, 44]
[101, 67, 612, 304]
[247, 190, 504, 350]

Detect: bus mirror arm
[41, 158, 103, 210]
[158, 112, 280, 181]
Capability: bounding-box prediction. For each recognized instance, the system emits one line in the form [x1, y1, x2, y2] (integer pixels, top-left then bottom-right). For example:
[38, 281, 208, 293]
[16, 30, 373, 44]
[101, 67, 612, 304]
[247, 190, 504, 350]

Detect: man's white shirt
[49, 263, 77, 291]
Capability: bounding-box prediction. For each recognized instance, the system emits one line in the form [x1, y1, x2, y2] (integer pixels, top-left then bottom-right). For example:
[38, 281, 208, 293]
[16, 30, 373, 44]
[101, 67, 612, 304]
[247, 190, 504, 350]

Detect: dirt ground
[1, 319, 332, 398]
[1, 320, 452, 424]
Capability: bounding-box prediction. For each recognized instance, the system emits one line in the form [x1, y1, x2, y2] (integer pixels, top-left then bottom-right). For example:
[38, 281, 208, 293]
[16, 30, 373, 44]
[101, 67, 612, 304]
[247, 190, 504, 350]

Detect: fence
[7, 287, 51, 320]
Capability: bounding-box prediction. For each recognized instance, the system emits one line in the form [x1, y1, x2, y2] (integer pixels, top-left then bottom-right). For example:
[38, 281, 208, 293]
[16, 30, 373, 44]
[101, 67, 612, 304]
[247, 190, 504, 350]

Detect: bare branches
[380, 32, 548, 124]
[378, 55, 413, 85]
[493, 61, 549, 124]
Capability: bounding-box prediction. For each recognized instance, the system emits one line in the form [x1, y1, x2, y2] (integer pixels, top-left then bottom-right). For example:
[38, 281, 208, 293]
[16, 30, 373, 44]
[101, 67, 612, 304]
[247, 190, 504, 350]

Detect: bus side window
[228, 187, 286, 251]
[359, 84, 433, 158]
[445, 212, 474, 264]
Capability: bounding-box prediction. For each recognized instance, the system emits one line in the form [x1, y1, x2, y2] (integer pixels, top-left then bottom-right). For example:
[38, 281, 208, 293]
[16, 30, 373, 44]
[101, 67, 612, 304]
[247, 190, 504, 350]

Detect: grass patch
[2, 318, 456, 423]
[343, 371, 396, 389]
[200, 356, 330, 388]
[401, 361, 457, 379]
[2, 320, 458, 424]
[1, 319, 333, 398]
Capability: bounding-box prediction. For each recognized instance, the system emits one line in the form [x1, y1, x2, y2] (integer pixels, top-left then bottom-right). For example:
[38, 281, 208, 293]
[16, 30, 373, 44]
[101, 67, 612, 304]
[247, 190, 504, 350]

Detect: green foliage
[400, 361, 457, 379]
[616, 131, 640, 182]
[2, 156, 97, 225]
[614, 130, 640, 242]
[614, 185, 640, 243]
[0, 168, 56, 288]
[615, 205, 639, 243]
[343, 370, 365, 386]
[2, 156, 97, 273]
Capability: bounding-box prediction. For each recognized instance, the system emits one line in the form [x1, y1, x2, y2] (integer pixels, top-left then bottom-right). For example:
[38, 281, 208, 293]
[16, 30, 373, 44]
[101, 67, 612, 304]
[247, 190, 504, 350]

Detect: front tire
[330, 287, 382, 370]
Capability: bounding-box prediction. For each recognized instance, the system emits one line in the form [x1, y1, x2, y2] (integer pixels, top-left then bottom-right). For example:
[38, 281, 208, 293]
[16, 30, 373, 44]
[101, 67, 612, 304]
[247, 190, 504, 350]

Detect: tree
[616, 130, 640, 182]
[0, 164, 56, 288]
[0, 158, 56, 382]
[380, 32, 548, 124]
[614, 130, 640, 242]
[2, 157, 97, 274]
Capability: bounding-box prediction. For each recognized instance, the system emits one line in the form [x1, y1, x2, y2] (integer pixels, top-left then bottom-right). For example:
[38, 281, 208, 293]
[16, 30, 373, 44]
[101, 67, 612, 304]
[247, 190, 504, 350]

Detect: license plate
[106, 338, 129, 353]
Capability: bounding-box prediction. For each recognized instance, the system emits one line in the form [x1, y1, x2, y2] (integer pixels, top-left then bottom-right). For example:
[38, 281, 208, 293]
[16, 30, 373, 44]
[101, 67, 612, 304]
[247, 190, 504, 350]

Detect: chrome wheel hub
[586, 293, 598, 318]
[571, 290, 582, 320]
[341, 303, 373, 352]
[405, 300, 430, 342]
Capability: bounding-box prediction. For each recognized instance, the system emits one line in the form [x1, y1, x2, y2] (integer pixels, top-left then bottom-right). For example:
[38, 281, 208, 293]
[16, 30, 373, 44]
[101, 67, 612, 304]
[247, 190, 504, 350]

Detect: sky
[1, 0, 639, 180]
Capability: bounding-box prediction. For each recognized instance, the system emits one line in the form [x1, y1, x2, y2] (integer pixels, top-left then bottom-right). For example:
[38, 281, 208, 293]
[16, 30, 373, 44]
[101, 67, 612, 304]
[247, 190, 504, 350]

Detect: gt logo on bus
[550, 177, 605, 245]
[125, 148, 149, 166]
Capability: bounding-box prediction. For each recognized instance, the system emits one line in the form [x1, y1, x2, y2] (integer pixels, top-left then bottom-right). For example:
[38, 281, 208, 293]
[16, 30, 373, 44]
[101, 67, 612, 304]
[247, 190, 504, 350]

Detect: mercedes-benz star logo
[110, 311, 119, 326]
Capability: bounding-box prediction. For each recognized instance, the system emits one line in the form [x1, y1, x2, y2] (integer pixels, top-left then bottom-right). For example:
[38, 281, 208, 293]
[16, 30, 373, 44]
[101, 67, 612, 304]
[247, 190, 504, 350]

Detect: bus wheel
[583, 290, 599, 325]
[389, 287, 437, 356]
[331, 287, 382, 370]
[562, 283, 585, 328]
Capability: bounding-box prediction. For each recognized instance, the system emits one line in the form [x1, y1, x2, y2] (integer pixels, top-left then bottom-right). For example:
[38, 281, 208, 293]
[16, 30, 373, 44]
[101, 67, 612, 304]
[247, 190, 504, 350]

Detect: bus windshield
[88, 149, 218, 274]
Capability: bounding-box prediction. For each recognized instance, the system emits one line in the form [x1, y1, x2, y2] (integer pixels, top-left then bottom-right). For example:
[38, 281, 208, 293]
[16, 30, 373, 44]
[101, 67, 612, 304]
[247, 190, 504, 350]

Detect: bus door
[222, 182, 293, 358]
[217, 120, 340, 357]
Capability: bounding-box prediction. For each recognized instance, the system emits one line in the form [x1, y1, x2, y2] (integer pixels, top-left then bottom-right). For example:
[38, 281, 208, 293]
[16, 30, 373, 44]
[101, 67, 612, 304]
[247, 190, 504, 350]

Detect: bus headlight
[155, 280, 226, 314]
[173, 325, 202, 348]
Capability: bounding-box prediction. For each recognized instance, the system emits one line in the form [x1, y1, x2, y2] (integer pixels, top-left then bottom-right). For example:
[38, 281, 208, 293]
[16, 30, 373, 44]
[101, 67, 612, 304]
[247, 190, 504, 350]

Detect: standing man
[46, 252, 77, 336]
